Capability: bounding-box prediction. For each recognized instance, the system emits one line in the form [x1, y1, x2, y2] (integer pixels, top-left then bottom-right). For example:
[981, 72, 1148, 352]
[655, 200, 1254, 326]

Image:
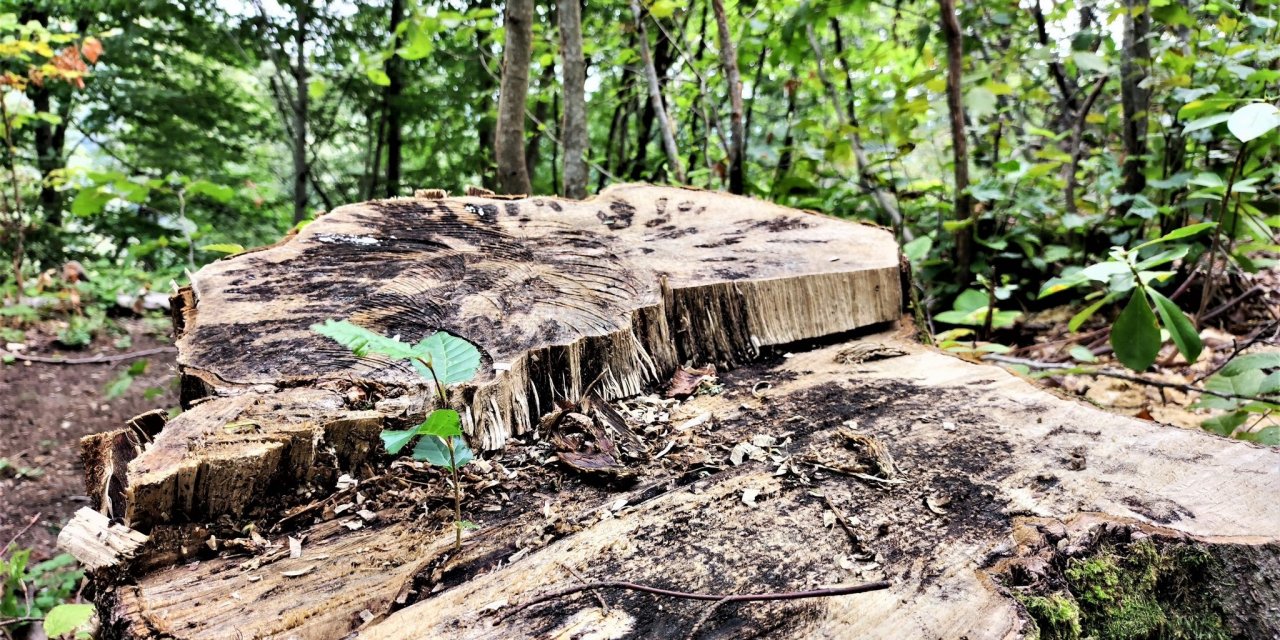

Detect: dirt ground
[0, 318, 179, 560]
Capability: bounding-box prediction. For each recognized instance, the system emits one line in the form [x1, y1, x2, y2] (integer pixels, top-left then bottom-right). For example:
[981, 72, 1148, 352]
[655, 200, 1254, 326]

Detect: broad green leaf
[1111, 289, 1161, 371]
[380, 428, 417, 454]
[70, 188, 114, 216]
[1206, 369, 1266, 399]
[1071, 51, 1109, 74]
[1040, 274, 1088, 298]
[1227, 102, 1280, 142]
[412, 436, 473, 469]
[1201, 411, 1247, 436]
[186, 179, 234, 202]
[965, 86, 998, 119]
[417, 409, 462, 437]
[902, 236, 932, 263]
[648, 0, 681, 19]
[312, 319, 420, 360]
[953, 289, 988, 313]
[1237, 426, 1280, 445]
[367, 68, 391, 86]
[1183, 112, 1231, 133]
[412, 331, 482, 385]
[1133, 246, 1189, 272]
[44, 603, 95, 638]
[1220, 353, 1280, 377]
[200, 243, 245, 255]
[1148, 289, 1202, 364]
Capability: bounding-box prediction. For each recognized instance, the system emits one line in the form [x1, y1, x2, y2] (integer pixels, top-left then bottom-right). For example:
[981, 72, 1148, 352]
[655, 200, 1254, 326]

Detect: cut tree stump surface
[62, 186, 1280, 639]
[98, 336, 1280, 639]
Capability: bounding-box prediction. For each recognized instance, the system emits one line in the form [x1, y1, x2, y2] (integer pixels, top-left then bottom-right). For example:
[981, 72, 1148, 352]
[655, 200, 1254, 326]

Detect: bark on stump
[60, 185, 1280, 639]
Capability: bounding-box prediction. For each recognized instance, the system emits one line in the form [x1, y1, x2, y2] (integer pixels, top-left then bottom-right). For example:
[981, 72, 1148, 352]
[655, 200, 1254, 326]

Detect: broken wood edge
[57, 507, 149, 572]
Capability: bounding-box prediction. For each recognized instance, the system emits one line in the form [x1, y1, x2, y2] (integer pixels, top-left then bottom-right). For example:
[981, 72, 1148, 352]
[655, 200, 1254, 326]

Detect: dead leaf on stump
[664, 365, 716, 399]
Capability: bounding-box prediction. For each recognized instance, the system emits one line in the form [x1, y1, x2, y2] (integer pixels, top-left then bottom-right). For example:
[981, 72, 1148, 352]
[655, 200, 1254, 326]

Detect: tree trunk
[291, 1, 310, 224]
[939, 0, 973, 282]
[1119, 0, 1152, 210]
[384, 0, 404, 198]
[524, 63, 557, 187]
[495, 0, 534, 195]
[558, 0, 589, 199]
[61, 185, 1280, 635]
[711, 0, 745, 195]
[630, 0, 685, 184]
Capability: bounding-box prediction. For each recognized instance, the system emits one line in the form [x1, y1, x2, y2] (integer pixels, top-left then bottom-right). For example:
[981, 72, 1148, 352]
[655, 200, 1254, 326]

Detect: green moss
[1017, 592, 1082, 640]
[1061, 540, 1231, 640]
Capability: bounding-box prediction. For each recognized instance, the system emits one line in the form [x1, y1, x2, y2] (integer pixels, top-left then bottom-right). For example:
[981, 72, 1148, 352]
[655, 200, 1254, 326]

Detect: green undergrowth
[1018, 540, 1232, 640]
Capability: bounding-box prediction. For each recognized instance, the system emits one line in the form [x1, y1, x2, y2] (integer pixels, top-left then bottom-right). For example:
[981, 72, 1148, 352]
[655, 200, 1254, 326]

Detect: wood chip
[281, 565, 315, 578]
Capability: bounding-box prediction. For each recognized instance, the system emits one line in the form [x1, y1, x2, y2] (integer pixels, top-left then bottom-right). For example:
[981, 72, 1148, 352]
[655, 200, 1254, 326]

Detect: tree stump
[60, 185, 1280, 639]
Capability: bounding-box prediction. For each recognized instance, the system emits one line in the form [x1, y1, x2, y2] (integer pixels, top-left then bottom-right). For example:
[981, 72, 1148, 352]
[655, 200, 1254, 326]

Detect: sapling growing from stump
[312, 320, 481, 550]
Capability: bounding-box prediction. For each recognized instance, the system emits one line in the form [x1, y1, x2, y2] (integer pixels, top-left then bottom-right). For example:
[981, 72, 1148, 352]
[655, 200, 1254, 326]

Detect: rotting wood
[99, 336, 1280, 639]
[56, 508, 148, 572]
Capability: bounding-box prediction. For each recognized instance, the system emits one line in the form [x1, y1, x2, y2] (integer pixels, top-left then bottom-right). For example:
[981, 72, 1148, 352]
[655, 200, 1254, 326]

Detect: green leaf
[1069, 345, 1097, 363]
[1182, 112, 1232, 134]
[312, 319, 420, 360]
[1201, 411, 1247, 436]
[1133, 246, 1189, 271]
[43, 603, 95, 638]
[186, 180, 235, 203]
[1068, 292, 1119, 332]
[367, 68, 391, 86]
[412, 436, 473, 469]
[902, 236, 932, 263]
[417, 409, 462, 437]
[1148, 289, 1202, 364]
[953, 289, 987, 312]
[200, 243, 246, 255]
[412, 331, 482, 385]
[647, 0, 681, 19]
[1134, 222, 1216, 250]
[965, 86, 998, 119]
[380, 428, 417, 455]
[1237, 426, 1280, 445]
[103, 372, 134, 400]
[70, 188, 115, 216]
[1227, 102, 1280, 143]
[1220, 353, 1280, 377]
[1071, 51, 1109, 74]
[1206, 369, 1266, 399]
[1111, 289, 1161, 371]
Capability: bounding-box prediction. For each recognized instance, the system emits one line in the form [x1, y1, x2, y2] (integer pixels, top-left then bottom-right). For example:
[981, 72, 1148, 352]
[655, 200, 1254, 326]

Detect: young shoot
[313, 319, 481, 550]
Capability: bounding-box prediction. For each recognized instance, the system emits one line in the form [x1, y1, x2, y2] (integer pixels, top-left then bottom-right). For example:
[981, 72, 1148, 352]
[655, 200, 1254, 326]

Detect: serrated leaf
[380, 428, 417, 454]
[1227, 102, 1280, 142]
[312, 319, 420, 360]
[1148, 289, 1202, 364]
[412, 436, 474, 469]
[1111, 289, 1161, 371]
[417, 409, 462, 437]
[412, 331, 481, 385]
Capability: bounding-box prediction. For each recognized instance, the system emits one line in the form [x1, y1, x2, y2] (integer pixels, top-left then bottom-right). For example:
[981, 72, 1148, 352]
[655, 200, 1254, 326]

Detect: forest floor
[0, 317, 178, 560]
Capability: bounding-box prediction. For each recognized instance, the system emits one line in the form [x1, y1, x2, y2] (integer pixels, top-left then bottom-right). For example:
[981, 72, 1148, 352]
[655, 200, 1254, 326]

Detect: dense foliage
[0, 0, 1277, 422]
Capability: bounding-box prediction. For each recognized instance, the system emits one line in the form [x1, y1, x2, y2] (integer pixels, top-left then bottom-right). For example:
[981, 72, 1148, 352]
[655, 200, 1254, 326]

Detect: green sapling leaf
[1111, 289, 1162, 371]
[417, 409, 462, 437]
[380, 428, 417, 455]
[312, 319, 420, 360]
[1148, 289, 1203, 364]
[412, 332, 482, 385]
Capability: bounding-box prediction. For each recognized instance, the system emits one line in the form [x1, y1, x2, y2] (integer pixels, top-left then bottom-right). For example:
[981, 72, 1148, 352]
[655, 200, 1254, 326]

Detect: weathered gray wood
[101, 336, 1280, 639]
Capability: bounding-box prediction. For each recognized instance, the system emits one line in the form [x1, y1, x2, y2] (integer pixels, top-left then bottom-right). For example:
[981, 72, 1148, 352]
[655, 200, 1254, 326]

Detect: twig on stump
[2, 346, 175, 365]
[500, 579, 891, 621]
[685, 595, 733, 640]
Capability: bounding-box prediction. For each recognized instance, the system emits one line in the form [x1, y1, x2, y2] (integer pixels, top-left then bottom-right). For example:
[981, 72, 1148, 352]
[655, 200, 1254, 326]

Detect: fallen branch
[502, 579, 891, 620]
[983, 354, 1279, 405]
[1, 514, 40, 554]
[1, 346, 175, 365]
[1193, 318, 1280, 384]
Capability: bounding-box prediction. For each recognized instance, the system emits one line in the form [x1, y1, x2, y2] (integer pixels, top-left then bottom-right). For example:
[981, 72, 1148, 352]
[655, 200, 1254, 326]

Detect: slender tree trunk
[558, 0, 588, 199]
[495, 0, 534, 195]
[939, 0, 973, 282]
[630, 0, 685, 184]
[711, 0, 744, 194]
[525, 63, 558, 186]
[292, 1, 310, 223]
[1119, 0, 1151, 210]
[771, 79, 799, 195]
[385, 0, 404, 198]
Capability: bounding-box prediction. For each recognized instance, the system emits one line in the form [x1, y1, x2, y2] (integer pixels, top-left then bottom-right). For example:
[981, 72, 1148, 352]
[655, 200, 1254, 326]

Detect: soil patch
[1, 318, 178, 559]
